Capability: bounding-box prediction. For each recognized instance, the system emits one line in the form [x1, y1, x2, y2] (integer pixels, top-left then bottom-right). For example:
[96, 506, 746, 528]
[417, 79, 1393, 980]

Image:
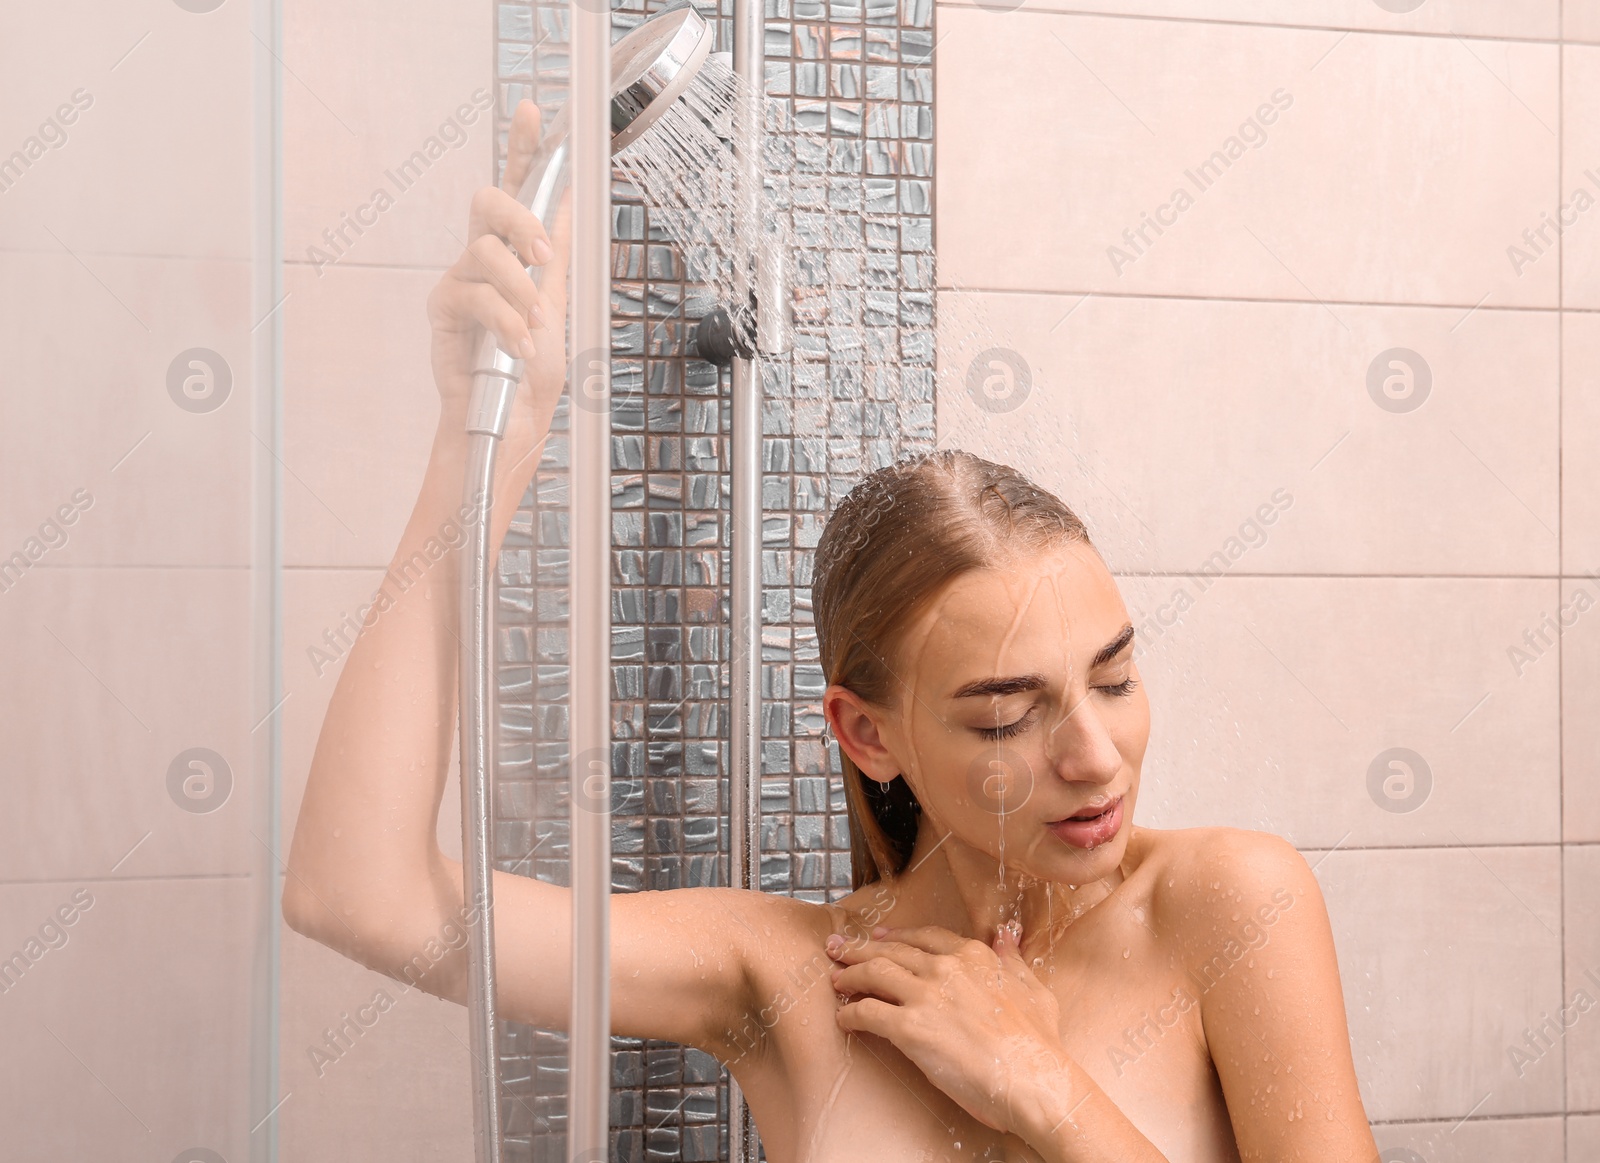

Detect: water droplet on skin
[1122, 948, 1131, 959]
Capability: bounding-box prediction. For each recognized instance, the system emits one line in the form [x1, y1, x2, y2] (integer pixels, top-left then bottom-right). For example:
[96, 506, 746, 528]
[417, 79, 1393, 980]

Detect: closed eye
[975, 706, 1037, 740]
[976, 679, 1136, 737]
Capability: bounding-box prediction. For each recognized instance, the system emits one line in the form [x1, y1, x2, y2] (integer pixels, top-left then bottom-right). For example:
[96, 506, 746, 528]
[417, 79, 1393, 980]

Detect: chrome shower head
[609, 6, 716, 151]
[511, 5, 720, 227]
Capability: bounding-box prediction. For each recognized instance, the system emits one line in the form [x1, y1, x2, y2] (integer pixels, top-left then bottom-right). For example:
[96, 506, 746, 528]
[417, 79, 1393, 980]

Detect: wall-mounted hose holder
[693, 297, 758, 366]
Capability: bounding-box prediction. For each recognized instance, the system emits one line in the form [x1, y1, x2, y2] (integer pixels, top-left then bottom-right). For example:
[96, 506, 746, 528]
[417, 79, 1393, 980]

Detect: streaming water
[612, 48, 944, 479]
[614, 55, 781, 353]
[798, 1036, 854, 1163]
[992, 710, 1007, 894]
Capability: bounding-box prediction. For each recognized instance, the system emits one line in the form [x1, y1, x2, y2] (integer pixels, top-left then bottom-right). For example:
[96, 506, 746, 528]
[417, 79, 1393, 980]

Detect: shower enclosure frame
[463, 0, 776, 1159]
[565, 9, 614, 1162]
[726, 1, 774, 1160]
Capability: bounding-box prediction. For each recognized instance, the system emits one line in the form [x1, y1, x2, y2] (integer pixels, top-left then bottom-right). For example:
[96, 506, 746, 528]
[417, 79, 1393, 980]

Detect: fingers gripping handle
[465, 121, 572, 439]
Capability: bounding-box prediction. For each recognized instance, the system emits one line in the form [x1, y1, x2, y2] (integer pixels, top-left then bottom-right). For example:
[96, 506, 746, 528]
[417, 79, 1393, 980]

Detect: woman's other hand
[827, 923, 1075, 1140]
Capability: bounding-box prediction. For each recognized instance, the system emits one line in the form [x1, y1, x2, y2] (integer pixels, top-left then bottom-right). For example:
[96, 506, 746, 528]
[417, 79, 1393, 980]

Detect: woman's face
[841, 541, 1151, 887]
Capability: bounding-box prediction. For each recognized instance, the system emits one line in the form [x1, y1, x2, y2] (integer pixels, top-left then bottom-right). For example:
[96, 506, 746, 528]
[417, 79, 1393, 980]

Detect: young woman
[285, 102, 1378, 1163]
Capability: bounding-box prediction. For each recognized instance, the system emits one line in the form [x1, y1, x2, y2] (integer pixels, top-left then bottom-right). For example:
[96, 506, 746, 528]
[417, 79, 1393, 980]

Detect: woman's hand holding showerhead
[426, 98, 573, 476]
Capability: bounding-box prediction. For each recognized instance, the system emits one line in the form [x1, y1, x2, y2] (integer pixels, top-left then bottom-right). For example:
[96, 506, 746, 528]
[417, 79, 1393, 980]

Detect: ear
[823, 684, 901, 783]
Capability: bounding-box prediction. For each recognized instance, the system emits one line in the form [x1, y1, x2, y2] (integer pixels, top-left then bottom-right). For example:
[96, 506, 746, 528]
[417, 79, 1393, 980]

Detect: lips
[1046, 795, 1124, 850]
[1056, 796, 1120, 825]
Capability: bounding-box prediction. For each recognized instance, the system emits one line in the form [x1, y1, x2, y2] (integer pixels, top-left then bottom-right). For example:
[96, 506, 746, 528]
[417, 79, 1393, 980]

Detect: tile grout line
[1110, 572, 1581, 581]
[939, 284, 1591, 315]
[0, 872, 255, 887]
[1558, 6, 1570, 1144]
[929, 3, 1577, 48]
[1372, 1110, 1581, 1126]
[1297, 841, 1592, 855]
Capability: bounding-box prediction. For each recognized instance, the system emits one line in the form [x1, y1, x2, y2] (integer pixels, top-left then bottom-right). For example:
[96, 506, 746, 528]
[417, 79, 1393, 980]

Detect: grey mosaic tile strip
[492, 0, 933, 1157]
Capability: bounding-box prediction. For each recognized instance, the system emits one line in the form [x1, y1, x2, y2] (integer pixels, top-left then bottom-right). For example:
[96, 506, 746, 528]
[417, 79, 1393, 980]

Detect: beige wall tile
[1565, 845, 1600, 1111]
[1565, 313, 1600, 573]
[283, 0, 495, 274]
[937, 291, 1560, 576]
[1563, 48, 1600, 310]
[936, 12, 1559, 306]
[1118, 576, 1559, 848]
[1372, 1115, 1564, 1162]
[1569, 9, 1600, 45]
[935, 1, 1559, 40]
[1563, 579, 1600, 843]
[1316, 846, 1562, 1121]
[0, 568, 259, 880]
[0, 252, 255, 570]
[280, 918, 474, 1161]
[1572, 1114, 1600, 1161]
[0, 3, 253, 260]
[0, 878, 253, 1157]
[283, 262, 452, 569]
[282, 567, 462, 863]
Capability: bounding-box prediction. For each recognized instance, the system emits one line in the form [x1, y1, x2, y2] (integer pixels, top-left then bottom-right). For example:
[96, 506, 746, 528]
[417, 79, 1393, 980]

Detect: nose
[1044, 692, 1123, 788]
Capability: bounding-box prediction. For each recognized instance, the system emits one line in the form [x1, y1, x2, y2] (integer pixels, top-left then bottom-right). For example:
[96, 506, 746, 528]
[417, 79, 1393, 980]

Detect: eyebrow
[949, 623, 1136, 699]
[1092, 623, 1136, 667]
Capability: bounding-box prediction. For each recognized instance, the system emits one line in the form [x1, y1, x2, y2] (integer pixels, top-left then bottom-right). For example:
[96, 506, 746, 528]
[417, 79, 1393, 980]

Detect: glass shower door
[0, 1, 281, 1159]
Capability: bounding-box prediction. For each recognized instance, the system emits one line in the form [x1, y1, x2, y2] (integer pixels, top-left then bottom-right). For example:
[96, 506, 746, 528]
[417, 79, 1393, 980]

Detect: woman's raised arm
[282, 101, 766, 1063]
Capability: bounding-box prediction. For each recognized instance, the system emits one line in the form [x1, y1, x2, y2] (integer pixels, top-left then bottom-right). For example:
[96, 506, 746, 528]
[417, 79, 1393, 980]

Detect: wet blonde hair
[812, 450, 1092, 889]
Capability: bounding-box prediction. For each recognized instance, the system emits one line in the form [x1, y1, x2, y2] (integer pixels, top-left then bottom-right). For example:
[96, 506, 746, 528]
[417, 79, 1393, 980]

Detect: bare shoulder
[716, 880, 892, 983]
[1124, 833, 1375, 1155]
[1129, 825, 1319, 951]
[699, 876, 901, 953]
